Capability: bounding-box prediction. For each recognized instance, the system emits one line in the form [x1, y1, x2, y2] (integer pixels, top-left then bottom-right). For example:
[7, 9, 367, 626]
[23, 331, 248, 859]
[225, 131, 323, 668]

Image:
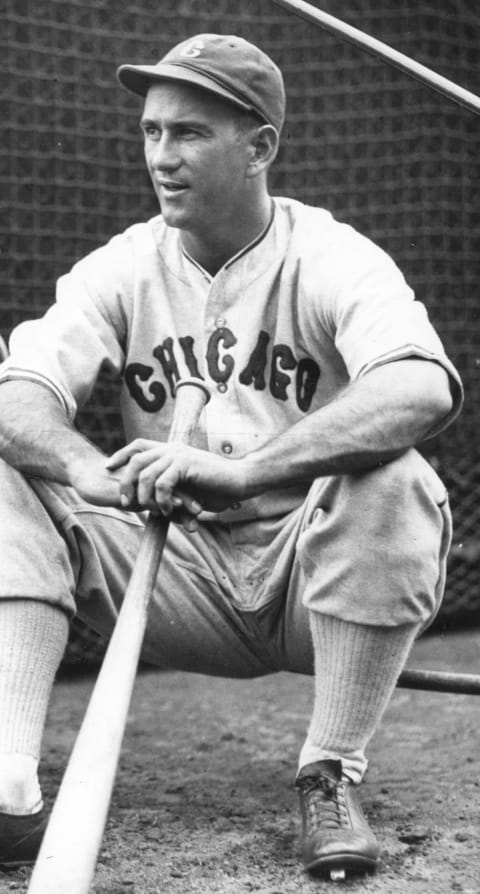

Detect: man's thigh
[82, 447, 450, 675]
[235, 448, 452, 670]
[22, 472, 279, 678]
[0, 459, 316, 679]
[0, 448, 449, 678]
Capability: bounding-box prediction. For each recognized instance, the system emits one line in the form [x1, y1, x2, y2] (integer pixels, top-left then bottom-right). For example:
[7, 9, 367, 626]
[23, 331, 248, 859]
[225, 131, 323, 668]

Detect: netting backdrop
[1, 0, 480, 658]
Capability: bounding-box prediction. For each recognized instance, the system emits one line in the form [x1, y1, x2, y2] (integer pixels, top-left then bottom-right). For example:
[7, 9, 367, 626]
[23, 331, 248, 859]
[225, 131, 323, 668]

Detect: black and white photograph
[1, 1, 479, 891]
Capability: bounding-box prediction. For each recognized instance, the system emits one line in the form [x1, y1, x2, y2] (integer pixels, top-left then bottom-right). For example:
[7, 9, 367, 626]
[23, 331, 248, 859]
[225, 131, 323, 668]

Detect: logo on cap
[180, 39, 204, 58]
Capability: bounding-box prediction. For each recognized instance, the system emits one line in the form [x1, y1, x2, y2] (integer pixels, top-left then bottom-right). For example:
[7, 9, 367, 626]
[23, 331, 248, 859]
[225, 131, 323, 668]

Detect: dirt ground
[1, 628, 479, 894]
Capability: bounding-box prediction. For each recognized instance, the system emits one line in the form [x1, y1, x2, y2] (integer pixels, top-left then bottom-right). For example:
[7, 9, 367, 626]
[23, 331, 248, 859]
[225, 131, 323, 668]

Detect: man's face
[141, 81, 254, 236]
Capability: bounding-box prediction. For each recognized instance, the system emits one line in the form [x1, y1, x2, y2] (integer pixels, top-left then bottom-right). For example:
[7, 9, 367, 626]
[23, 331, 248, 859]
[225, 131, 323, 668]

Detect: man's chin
[155, 194, 203, 234]
[159, 207, 189, 230]
[161, 213, 182, 229]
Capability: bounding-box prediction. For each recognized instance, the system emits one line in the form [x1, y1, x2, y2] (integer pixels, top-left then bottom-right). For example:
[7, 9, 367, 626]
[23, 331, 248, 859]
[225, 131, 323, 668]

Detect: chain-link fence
[2, 0, 479, 662]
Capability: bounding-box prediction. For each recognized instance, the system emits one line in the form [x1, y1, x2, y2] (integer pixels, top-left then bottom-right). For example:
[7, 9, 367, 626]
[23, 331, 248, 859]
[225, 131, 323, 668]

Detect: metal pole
[271, 0, 480, 116]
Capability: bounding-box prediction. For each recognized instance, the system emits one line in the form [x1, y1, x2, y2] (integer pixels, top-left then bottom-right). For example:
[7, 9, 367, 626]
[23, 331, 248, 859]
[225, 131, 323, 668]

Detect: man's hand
[105, 439, 247, 530]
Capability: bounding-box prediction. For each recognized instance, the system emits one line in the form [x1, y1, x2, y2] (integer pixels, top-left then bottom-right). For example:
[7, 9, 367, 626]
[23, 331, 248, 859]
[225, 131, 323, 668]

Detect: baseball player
[0, 34, 463, 879]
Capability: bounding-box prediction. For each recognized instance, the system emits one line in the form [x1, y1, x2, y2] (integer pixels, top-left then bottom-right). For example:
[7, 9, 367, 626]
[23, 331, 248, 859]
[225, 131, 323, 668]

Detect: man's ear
[246, 124, 280, 176]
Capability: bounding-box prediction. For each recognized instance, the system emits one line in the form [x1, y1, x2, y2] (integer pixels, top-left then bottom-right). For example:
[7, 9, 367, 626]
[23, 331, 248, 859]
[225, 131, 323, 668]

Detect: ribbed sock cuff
[0, 600, 69, 757]
[306, 613, 420, 764]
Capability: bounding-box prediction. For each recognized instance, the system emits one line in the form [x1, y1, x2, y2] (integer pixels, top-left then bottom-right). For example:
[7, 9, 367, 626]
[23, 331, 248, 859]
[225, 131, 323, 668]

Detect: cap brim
[117, 62, 253, 114]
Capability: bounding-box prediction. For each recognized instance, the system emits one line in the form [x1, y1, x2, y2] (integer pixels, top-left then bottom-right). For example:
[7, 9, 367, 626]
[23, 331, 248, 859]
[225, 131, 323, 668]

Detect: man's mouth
[158, 180, 188, 193]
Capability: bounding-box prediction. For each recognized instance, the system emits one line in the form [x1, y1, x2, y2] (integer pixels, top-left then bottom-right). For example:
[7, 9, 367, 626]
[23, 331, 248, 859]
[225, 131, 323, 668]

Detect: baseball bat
[28, 378, 211, 894]
[398, 667, 480, 695]
[271, 0, 480, 116]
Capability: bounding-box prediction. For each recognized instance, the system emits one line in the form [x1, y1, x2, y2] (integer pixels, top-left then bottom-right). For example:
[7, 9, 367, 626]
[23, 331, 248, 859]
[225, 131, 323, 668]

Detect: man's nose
[148, 133, 180, 170]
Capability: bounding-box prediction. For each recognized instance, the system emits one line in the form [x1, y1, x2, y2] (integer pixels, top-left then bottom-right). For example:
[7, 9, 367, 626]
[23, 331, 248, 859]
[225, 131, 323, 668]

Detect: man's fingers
[120, 456, 202, 519]
[173, 507, 200, 533]
[111, 442, 207, 526]
[174, 489, 203, 516]
[121, 454, 171, 507]
[168, 491, 203, 531]
[105, 439, 157, 470]
[151, 463, 194, 514]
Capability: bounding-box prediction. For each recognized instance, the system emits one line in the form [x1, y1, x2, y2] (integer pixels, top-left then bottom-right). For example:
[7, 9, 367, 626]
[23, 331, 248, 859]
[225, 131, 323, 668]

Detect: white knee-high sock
[299, 613, 420, 783]
[0, 600, 69, 814]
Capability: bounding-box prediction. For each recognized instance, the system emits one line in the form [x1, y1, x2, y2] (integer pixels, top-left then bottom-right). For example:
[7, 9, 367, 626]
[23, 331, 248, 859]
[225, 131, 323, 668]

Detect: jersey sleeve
[319, 225, 463, 434]
[0, 232, 132, 419]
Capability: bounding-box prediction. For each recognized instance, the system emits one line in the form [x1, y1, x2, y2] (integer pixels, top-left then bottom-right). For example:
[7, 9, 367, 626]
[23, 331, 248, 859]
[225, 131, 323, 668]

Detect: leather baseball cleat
[0, 808, 46, 869]
[295, 759, 380, 879]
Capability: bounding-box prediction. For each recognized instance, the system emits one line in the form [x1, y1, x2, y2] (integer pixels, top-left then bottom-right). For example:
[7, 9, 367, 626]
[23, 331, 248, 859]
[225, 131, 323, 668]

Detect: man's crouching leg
[293, 449, 451, 879]
[0, 458, 74, 868]
[295, 617, 417, 879]
[0, 600, 68, 869]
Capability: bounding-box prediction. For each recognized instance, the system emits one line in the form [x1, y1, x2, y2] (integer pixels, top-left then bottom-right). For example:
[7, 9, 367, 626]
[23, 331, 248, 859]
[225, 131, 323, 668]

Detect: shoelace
[300, 774, 350, 832]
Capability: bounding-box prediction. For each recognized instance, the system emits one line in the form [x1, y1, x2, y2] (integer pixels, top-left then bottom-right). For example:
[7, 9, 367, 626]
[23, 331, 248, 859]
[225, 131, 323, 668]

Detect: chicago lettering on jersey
[124, 328, 321, 413]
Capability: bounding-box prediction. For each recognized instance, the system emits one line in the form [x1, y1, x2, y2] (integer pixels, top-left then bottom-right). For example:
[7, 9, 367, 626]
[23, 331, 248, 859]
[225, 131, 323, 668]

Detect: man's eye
[143, 126, 160, 140]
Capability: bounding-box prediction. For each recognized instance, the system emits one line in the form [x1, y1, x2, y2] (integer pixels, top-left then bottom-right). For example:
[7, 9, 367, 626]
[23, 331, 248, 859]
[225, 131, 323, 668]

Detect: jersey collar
[180, 200, 276, 282]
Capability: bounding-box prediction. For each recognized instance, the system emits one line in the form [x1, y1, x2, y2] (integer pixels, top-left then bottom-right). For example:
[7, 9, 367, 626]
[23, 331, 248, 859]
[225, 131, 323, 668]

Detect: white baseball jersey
[0, 197, 463, 522]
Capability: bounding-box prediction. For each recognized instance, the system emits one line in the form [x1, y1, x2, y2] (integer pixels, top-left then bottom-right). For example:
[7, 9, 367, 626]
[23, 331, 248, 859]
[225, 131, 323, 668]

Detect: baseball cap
[117, 33, 285, 132]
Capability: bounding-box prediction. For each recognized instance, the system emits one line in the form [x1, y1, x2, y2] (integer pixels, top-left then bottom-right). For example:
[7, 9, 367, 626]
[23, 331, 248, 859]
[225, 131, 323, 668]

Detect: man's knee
[310, 448, 446, 530]
[0, 458, 77, 612]
[297, 450, 452, 627]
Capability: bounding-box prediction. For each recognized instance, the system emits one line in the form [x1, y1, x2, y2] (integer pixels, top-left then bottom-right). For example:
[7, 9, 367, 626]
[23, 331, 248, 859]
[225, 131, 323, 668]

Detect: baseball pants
[0, 447, 451, 675]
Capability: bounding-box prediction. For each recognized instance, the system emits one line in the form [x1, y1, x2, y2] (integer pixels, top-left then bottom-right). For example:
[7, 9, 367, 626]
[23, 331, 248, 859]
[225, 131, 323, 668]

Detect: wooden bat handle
[28, 379, 210, 894]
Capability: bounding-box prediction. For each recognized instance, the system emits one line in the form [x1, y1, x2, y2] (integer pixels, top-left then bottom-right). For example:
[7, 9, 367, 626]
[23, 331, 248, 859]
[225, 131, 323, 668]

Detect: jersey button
[231, 502, 241, 511]
[221, 442, 233, 454]
[217, 383, 227, 393]
[215, 317, 226, 328]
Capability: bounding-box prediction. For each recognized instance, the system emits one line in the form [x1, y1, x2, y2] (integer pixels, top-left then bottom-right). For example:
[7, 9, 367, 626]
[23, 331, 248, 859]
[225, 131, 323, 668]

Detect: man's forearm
[241, 360, 452, 498]
[0, 380, 103, 483]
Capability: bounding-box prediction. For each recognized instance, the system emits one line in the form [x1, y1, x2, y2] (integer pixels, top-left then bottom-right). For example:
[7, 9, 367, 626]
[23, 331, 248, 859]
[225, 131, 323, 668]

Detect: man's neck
[181, 196, 273, 277]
